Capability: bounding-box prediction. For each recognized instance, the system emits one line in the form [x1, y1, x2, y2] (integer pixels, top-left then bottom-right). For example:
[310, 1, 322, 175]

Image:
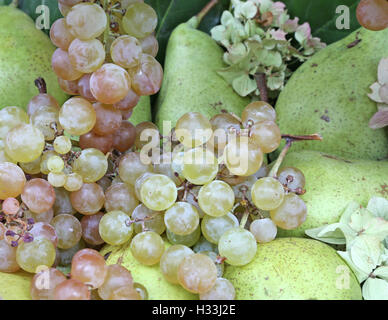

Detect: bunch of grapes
[356, 0, 388, 31]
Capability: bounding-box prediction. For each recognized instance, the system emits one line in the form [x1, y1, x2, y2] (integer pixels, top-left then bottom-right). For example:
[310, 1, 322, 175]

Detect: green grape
[0, 162, 26, 200]
[134, 172, 154, 200]
[164, 202, 199, 236]
[19, 156, 42, 175]
[192, 236, 218, 253]
[59, 97, 96, 136]
[175, 112, 213, 148]
[99, 211, 133, 245]
[153, 153, 181, 185]
[140, 174, 177, 211]
[31, 106, 62, 141]
[66, 3, 107, 40]
[270, 193, 307, 230]
[171, 151, 185, 180]
[249, 218, 277, 243]
[48, 172, 67, 188]
[0, 106, 29, 140]
[122, 2, 157, 39]
[118, 152, 153, 186]
[201, 250, 224, 278]
[182, 148, 218, 185]
[53, 188, 76, 216]
[130, 231, 164, 265]
[5, 124, 45, 163]
[64, 173, 83, 192]
[166, 225, 201, 247]
[40, 150, 58, 175]
[198, 180, 235, 217]
[223, 136, 263, 177]
[200, 278, 235, 300]
[241, 101, 276, 128]
[201, 212, 239, 244]
[72, 148, 108, 183]
[132, 204, 165, 235]
[251, 177, 285, 211]
[159, 245, 194, 284]
[54, 136, 72, 155]
[218, 227, 257, 266]
[0, 140, 16, 163]
[47, 155, 65, 173]
[277, 167, 306, 190]
[249, 120, 281, 153]
[105, 183, 139, 216]
[51, 214, 82, 249]
[16, 238, 56, 273]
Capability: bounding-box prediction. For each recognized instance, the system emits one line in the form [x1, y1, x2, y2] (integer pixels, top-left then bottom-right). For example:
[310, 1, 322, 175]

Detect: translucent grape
[130, 231, 164, 265]
[99, 210, 133, 245]
[47, 156, 65, 173]
[58, 2, 72, 17]
[209, 113, 241, 151]
[249, 120, 281, 153]
[40, 150, 58, 175]
[270, 193, 307, 230]
[55, 239, 85, 267]
[30, 268, 67, 300]
[166, 226, 201, 247]
[356, 0, 388, 31]
[110, 35, 142, 69]
[0, 239, 19, 272]
[53, 188, 75, 216]
[278, 167, 306, 190]
[251, 177, 285, 211]
[16, 238, 56, 273]
[58, 78, 79, 95]
[250, 218, 277, 243]
[30, 106, 61, 141]
[2, 197, 19, 215]
[92, 102, 122, 136]
[79, 131, 113, 154]
[48, 172, 67, 188]
[29, 222, 58, 247]
[118, 152, 153, 185]
[0, 140, 16, 164]
[109, 286, 141, 300]
[98, 264, 134, 300]
[21, 178, 56, 214]
[192, 236, 218, 254]
[72, 148, 108, 183]
[70, 182, 105, 215]
[53, 136, 72, 154]
[68, 38, 105, 73]
[90, 63, 131, 104]
[223, 136, 263, 177]
[113, 89, 140, 111]
[24, 208, 54, 224]
[201, 212, 239, 244]
[59, 97, 96, 136]
[201, 250, 224, 278]
[160, 245, 194, 284]
[77, 73, 96, 102]
[182, 148, 218, 185]
[129, 54, 163, 96]
[104, 183, 138, 216]
[177, 253, 217, 294]
[0, 162, 26, 200]
[241, 101, 276, 128]
[53, 279, 91, 300]
[131, 204, 165, 235]
[140, 34, 159, 57]
[122, 2, 157, 39]
[175, 112, 213, 148]
[64, 173, 83, 192]
[140, 174, 177, 211]
[112, 121, 136, 152]
[164, 202, 199, 236]
[66, 3, 107, 40]
[0, 106, 29, 140]
[50, 18, 75, 50]
[27, 93, 60, 117]
[198, 180, 235, 217]
[134, 121, 160, 150]
[200, 278, 235, 300]
[52, 48, 83, 81]
[51, 214, 82, 249]
[5, 124, 45, 163]
[71, 248, 107, 289]
[153, 153, 181, 185]
[218, 228, 257, 266]
[81, 212, 104, 245]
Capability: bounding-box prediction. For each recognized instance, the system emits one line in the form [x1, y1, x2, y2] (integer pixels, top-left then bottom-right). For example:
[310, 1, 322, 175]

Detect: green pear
[100, 241, 197, 300]
[275, 27, 388, 160]
[276, 150, 388, 237]
[154, 17, 250, 130]
[0, 270, 32, 300]
[0, 5, 68, 110]
[128, 96, 152, 125]
[224, 237, 362, 300]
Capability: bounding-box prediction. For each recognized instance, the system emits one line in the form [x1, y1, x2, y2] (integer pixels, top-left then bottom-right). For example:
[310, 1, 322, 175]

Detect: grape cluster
[0, 93, 309, 299]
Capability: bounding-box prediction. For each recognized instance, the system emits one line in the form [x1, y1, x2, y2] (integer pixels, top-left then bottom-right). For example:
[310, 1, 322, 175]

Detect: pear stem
[34, 77, 47, 94]
[269, 133, 322, 178]
[197, 0, 219, 25]
[10, 0, 18, 7]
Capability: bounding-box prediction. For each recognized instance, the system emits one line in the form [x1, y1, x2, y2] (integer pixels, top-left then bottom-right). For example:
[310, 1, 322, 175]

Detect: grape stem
[269, 133, 322, 178]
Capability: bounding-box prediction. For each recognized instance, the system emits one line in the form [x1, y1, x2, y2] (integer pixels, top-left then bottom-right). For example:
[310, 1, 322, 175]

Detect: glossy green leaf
[362, 277, 388, 300]
[282, 0, 361, 44]
[145, 0, 230, 63]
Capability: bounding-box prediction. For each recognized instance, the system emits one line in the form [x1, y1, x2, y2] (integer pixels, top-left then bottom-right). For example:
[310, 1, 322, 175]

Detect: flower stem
[255, 73, 268, 102]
